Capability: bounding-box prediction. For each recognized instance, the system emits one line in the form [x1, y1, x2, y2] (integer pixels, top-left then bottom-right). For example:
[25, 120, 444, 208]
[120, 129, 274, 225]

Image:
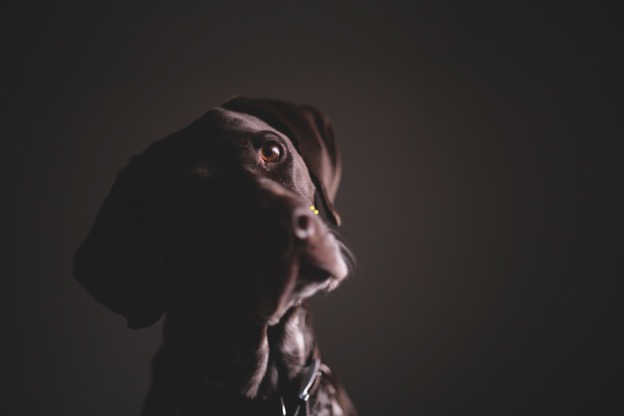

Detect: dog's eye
[260, 142, 283, 163]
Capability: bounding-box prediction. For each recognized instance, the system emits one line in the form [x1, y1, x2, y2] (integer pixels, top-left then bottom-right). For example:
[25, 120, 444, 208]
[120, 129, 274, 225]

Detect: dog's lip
[293, 219, 349, 283]
[299, 255, 348, 282]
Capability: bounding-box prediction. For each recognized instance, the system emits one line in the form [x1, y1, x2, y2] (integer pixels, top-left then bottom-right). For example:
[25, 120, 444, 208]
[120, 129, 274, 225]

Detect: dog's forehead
[215, 108, 290, 143]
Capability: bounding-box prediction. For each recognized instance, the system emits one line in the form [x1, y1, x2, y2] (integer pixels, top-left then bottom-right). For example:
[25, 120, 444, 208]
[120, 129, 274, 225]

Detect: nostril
[297, 214, 311, 231]
[293, 209, 316, 239]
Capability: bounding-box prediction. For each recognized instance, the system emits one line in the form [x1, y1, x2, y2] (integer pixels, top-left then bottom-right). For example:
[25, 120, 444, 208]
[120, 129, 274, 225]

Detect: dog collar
[281, 357, 322, 416]
[189, 355, 323, 416]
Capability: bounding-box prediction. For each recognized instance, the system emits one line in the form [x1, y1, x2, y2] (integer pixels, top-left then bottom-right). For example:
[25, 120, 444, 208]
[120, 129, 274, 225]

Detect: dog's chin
[266, 258, 347, 326]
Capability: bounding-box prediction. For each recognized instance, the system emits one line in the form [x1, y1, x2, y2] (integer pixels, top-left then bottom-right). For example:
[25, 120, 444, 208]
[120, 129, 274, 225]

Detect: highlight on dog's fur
[75, 97, 357, 415]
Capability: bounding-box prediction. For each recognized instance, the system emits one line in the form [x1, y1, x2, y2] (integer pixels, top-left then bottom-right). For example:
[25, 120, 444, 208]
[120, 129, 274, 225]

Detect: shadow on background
[1, 1, 622, 415]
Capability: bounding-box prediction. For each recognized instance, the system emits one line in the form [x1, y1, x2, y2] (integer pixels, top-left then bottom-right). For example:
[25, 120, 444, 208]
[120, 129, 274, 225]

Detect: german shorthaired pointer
[75, 97, 357, 415]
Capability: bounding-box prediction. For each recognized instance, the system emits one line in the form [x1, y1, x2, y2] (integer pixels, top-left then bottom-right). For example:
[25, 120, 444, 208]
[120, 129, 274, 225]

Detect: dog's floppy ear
[74, 160, 166, 329]
[222, 97, 343, 225]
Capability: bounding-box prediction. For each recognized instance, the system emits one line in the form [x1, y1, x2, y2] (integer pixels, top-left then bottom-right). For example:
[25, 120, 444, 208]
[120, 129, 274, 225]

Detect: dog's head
[75, 97, 350, 329]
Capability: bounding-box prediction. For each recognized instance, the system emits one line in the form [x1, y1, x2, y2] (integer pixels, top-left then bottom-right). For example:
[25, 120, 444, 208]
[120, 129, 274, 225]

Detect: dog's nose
[293, 208, 317, 239]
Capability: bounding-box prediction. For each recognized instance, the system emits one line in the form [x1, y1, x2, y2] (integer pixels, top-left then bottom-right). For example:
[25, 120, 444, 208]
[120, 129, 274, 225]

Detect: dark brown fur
[75, 98, 356, 415]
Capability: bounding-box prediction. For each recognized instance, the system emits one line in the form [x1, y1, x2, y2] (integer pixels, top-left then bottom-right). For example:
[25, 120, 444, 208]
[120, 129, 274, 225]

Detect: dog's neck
[163, 302, 317, 400]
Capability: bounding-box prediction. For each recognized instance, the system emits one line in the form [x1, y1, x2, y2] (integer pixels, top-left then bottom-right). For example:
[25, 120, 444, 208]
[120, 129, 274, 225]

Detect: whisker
[329, 229, 356, 277]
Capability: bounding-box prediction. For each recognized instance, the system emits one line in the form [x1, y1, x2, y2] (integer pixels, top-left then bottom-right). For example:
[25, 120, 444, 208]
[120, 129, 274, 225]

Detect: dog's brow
[255, 130, 287, 141]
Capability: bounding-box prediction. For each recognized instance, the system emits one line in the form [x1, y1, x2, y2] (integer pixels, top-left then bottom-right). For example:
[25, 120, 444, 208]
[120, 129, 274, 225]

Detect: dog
[74, 97, 357, 415]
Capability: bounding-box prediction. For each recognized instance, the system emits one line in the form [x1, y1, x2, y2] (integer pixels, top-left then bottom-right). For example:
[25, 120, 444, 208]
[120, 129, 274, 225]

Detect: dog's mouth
[296, 251, 345, 292]
[260, 211, 349, 326]
[298, 237, 348, 283]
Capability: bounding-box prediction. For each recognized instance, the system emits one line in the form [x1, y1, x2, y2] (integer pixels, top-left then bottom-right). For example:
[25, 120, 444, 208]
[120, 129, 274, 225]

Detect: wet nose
[293, 208, 317, 239]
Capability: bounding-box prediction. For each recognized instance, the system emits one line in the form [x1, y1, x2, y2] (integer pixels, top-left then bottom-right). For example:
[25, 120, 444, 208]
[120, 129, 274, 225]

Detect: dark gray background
[1, 1, 622, 415]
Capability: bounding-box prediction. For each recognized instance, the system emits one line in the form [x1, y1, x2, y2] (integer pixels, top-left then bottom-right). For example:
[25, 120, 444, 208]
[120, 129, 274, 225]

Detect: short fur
[75, 97, 356, 415]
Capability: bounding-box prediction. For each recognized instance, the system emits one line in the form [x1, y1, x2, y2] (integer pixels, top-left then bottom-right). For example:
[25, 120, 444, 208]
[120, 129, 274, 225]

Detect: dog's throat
[163, 304, 315, 400]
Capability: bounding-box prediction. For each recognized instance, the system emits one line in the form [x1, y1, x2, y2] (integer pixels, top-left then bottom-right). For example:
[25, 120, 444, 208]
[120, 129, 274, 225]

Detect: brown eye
[260, 142, 283, 163]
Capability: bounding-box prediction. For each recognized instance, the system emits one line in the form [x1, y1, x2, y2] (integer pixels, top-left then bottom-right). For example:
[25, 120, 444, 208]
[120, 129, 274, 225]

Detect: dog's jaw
[266, 227, 349, 326]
